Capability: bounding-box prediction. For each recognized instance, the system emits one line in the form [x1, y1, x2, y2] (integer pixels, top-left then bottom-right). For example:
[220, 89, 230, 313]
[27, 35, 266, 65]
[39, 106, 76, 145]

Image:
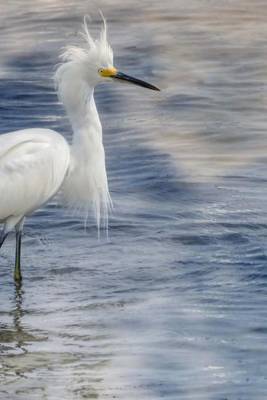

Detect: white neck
[67, 83, 99, 131]
[68, 86, 102, 154]
[58, 70, 111, 229]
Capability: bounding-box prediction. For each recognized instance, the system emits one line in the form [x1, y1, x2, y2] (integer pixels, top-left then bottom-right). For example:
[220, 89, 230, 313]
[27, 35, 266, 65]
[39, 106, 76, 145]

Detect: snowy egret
[0, 17, 159, 282]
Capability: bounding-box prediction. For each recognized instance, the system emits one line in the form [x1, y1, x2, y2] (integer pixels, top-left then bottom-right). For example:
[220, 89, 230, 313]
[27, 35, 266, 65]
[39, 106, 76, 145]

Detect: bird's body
[0, 16, 159, 282]
[0, 128, 70, 231]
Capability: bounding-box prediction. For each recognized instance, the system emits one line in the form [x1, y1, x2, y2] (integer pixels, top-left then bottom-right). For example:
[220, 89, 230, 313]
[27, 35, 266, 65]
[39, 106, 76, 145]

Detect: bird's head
[56, 15, 160, 92]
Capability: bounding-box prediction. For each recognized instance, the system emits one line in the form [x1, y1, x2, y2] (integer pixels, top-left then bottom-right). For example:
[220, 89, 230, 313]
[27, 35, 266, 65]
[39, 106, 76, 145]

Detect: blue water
[0, 1, 267, 399]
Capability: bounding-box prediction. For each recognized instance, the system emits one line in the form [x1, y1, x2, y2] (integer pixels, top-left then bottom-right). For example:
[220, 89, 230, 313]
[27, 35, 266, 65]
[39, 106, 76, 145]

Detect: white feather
[0, 129, 70, 232]
[54, 16, 113, 229]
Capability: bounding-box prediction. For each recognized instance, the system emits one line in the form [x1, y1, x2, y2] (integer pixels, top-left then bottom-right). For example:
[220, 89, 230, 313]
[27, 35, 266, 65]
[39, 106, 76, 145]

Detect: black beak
[113, 71, 160, 91]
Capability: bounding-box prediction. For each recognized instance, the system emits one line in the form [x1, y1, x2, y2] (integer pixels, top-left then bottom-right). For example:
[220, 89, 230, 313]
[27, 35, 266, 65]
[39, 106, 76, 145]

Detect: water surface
[0, 1, 267, 399]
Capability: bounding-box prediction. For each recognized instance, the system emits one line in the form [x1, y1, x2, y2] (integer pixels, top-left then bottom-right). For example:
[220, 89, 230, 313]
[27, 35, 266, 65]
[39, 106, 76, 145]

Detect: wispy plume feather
[82, 15, 95, 49]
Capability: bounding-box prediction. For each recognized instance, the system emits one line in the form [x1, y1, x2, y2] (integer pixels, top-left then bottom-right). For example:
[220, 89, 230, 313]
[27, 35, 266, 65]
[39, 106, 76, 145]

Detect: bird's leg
[0, 229, 8, 249]
[14, 230, 22, 283]
[14, 219, 24, 283]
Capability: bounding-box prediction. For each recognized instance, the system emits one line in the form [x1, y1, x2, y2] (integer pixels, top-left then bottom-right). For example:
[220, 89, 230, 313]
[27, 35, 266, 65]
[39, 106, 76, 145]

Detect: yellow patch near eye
[99, 67, 117, 77]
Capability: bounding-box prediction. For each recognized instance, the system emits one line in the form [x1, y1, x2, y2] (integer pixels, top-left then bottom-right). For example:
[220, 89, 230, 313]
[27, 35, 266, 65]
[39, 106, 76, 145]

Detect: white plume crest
[59, 14, 113, 68]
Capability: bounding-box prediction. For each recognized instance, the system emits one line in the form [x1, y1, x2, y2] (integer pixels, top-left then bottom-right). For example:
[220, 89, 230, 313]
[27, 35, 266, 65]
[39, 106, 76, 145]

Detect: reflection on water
[1, 0, 267, 399]
[0, 284, 28, 356]
[0, 278, 110, 398]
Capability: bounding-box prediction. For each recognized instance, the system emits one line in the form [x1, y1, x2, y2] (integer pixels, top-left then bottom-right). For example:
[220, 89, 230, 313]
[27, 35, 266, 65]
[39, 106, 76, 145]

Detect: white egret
[0, 17, 159, 282]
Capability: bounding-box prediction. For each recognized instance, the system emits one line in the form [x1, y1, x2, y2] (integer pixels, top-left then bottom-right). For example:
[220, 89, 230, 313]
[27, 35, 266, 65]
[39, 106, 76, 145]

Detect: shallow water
[0, 1, 267, 399]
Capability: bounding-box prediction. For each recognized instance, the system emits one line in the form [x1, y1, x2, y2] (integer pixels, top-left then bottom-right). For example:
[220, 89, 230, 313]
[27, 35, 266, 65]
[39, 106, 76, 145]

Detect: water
[0, 1, 267, 399]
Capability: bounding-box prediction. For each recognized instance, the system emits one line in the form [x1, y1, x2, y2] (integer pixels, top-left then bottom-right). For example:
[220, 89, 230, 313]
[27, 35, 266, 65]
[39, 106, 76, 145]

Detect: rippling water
[0, 1, 267, 399]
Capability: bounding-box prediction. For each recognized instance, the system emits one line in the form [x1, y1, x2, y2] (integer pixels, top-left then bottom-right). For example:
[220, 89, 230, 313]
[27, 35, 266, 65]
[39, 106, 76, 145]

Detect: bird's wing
[0, 128, 70, 224]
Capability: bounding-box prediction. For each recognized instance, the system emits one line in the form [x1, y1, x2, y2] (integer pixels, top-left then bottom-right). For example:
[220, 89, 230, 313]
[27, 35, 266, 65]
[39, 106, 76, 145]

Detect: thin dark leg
[0, 229, 8, 249]
[14, 230, 22, 283]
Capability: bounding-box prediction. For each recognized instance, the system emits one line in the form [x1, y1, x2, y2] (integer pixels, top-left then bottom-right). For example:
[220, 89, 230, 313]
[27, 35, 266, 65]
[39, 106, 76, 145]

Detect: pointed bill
[99, 67, 160, 91]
